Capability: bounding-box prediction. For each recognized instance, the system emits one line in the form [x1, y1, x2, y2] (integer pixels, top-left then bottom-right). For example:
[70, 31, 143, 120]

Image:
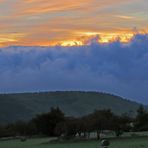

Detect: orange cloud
[0, 33, 26, 46]
[0, 0, 147, 46]
[114, 15, 135, 20]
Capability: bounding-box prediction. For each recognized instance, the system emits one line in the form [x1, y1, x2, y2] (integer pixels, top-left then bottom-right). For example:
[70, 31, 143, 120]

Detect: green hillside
[0, 91, 146, 124]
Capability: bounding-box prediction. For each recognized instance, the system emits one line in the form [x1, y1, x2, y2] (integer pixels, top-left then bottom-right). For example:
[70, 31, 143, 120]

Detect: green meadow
[0, 136, 148, 148]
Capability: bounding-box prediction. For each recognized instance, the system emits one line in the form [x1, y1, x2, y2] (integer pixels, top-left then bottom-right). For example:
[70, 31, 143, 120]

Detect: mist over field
[0, 34, 148, 104]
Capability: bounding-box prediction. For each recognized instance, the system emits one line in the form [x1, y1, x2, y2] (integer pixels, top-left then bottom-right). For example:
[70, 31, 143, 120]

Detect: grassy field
[0, 136, 148, 148]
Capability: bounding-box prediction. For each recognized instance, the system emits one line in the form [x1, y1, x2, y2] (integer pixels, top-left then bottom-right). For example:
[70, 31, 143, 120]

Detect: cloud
[0, 0, 147, 46]
[0, 34, 148, 104]
[114, 15, 134, 20]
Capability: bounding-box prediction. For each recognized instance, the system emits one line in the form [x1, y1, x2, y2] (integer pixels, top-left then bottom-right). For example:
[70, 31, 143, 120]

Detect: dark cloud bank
[0, 34, 148, 104]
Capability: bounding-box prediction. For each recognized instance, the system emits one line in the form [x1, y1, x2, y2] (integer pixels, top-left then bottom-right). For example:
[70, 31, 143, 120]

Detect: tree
[13, 121, 28, 136]
[33, 107, 65, 136]
[48, 107, 65, 136]
[134, 105, 148, 131]
[0, 125, 7, 137]
[90, 109, 115, 139]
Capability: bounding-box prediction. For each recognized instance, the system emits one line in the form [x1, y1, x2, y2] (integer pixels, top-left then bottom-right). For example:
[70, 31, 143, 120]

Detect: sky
[0, 0, 147, 46]
[0, 0, 148, 104]
[0, 34, 148, 104]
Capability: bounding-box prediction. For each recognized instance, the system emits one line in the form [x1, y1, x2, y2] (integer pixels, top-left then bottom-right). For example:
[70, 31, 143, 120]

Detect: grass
[0, 136, 148, 148]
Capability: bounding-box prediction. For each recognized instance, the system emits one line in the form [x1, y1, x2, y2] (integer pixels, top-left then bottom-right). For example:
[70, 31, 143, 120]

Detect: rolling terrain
[0, 91, 146, 124]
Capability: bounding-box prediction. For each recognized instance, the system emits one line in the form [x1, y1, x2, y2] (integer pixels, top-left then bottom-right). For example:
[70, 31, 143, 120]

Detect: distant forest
[0, 106, 148, 139]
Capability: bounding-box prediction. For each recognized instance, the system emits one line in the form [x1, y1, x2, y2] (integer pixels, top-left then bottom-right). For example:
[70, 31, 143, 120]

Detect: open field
[0, 136, 148, 148]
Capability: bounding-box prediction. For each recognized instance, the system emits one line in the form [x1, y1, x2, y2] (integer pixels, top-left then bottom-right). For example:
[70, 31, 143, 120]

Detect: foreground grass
[0, 136, 148, 148]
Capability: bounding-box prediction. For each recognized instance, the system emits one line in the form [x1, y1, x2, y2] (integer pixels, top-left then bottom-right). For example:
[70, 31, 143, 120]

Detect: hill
[0, 91, 147, 124]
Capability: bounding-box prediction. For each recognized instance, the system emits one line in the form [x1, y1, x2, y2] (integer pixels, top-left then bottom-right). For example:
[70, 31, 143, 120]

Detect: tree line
[0, 105, 148, 139]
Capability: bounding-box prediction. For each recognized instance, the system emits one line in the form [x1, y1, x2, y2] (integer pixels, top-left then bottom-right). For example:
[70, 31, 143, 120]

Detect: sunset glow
[0, 32, 136, 47]
[58, 33, 134, 46]
[0, 0, 147, 47]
